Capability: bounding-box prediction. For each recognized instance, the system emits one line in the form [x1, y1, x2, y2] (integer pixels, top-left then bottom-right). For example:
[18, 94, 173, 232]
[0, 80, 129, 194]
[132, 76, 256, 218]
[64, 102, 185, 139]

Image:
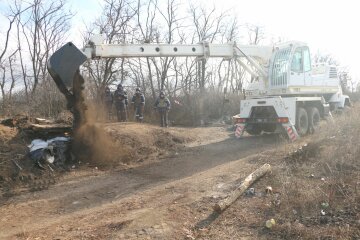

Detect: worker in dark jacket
[131, 88, 145, 122]
[104, 87, 113, 120]
[154, 91, 171, 127]
[113, 84, 128, 122]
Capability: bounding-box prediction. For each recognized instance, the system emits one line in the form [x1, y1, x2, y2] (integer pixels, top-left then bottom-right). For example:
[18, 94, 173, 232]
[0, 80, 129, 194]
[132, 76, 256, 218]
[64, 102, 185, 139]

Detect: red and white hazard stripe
[235, 125, 244, 138]
[286, 126, 297, 141]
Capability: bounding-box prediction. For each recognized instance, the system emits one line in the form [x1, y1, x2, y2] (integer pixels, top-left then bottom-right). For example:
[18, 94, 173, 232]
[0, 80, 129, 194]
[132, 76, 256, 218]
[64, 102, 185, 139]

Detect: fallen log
[213, 163, 271, 213]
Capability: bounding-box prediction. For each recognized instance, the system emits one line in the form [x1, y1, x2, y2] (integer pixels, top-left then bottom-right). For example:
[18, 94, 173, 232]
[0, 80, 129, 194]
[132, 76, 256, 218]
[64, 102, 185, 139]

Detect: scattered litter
[321, 209, 326, 216]
[321, 202, 329, 209]
[245, 187, 255, 196]
[28, 137, 71, 169]
[94, 167, 98, 170]
[310, 174, 315, 178]
[216, 183, 224, 189]
[321, 177, 325, 181]
[265, 218, 276, 229]
[273, 199, 281, 206]
[183, 227, 195, 240]
[265, 186, 273, 194]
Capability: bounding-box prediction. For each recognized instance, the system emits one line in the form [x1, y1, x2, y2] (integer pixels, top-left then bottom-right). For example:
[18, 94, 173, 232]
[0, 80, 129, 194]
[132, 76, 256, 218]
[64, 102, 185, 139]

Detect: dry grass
[196, 106, 360, 240]
[268, 106, 360, 239]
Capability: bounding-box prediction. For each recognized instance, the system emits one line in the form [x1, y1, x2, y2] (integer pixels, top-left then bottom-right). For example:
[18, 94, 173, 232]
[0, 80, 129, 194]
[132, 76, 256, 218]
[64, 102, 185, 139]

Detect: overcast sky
[66, 0, 359, 82]
[1, 0, 359, 82]
[220, 0, 360, 81]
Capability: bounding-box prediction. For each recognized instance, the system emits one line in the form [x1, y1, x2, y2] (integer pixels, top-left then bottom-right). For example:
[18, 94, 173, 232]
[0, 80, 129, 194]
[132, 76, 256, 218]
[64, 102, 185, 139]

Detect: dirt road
[0, 125, 285, 239]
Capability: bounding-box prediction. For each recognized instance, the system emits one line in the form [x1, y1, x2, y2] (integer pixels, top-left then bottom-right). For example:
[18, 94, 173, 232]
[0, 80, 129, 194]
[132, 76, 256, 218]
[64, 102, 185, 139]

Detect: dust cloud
[70, 72, 127, 167]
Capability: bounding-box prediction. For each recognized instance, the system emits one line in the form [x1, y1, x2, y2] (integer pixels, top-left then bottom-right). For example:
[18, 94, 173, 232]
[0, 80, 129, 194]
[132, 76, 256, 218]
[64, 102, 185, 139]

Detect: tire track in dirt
[0, 133, 283, 238]
[4, 134, 282, 211]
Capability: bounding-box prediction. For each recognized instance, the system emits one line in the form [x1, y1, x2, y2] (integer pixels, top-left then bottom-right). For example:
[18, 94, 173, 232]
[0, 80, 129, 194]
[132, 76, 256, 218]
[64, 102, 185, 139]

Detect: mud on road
[0, 124, 285, 239]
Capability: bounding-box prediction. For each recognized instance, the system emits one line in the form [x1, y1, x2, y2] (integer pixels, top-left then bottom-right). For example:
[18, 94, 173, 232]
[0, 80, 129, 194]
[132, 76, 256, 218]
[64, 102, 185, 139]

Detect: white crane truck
[47, 35, 349, 140]
[232, 41, 350, 141]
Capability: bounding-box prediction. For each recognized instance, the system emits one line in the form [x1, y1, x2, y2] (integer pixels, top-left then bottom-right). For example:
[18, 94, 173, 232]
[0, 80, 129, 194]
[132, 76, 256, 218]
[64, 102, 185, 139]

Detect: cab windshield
[271, 48, 291, 87]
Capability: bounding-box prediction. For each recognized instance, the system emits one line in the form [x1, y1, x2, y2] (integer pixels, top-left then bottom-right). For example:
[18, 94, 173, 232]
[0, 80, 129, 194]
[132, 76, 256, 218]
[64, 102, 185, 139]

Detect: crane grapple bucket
[47, 42, 87, 89]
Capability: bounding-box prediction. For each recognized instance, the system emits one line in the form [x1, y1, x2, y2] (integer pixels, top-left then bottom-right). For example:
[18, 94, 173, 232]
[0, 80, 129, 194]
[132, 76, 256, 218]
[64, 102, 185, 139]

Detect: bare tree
[0, 1, 32, 113]
[313, 52, 339, 66]
[15, 0, 72, 95]
[189, 3, 228, 91]
[153, 0, 181, 92]
[84, 0, 138, 100]
[246, 24, 265, 45]
[338, 70, 351, 93]
[135, 0, 158, 98]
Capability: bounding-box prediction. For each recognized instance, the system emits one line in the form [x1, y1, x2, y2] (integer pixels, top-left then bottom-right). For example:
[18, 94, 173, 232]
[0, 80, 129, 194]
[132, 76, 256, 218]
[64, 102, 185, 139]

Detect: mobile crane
[47, 34, 349, 141]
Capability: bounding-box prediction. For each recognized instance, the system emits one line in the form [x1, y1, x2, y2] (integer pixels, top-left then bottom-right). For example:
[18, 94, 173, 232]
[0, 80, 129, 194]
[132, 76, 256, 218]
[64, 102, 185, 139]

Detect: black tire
[246, 124, 262, 135]
[262, 123, 276, 133]
[345, 98, 352, 107]
[307, 107, 320, 134]
[296, 107, 308, 136]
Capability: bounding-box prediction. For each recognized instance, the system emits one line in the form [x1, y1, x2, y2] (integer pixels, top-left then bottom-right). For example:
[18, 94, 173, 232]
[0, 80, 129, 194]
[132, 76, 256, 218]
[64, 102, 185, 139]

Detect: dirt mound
[0, 125, 28, 199]
[0, 125, 26, 179]
[1, 114, 30, 128]
[0, 121, 72, 201]
[72, 123, 131, 167]
[104, 123, 192, 166]
[0, 120, 194, 202]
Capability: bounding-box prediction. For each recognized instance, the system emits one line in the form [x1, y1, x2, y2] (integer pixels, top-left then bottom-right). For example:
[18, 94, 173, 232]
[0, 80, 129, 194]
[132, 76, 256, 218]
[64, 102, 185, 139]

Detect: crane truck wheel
[246, 124, 262, 135]
[296, 107, 309, 136]
[307, 107, 320, 134]
[262, 123, 276, 133]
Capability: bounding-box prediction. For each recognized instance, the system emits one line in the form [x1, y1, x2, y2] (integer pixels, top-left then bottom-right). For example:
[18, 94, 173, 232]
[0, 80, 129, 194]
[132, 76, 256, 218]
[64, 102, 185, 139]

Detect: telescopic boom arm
[47, 34, 272, 89]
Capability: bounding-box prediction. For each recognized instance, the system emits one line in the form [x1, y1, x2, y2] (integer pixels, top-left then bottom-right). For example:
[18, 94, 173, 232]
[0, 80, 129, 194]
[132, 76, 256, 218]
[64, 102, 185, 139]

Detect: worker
[104, 86, 113, 120]
[113, 84, 128, 122]
[131, 88, 145, 122]
[154, 91, 171, 127]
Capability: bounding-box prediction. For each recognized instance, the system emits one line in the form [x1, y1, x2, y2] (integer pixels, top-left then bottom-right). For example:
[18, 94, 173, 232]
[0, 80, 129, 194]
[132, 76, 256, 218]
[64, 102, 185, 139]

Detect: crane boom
[83, 34, 273, 61]
[47, 34, 273, 90]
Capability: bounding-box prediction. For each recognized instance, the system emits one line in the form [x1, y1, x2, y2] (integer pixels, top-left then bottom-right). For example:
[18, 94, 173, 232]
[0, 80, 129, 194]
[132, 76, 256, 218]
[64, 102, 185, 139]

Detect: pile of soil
[0, 121, 193, 202]
[0, 125, 29, 200]
[1, 114, 31, 128]
[0, 125, 27, 180]
[104, 123, 191, 165]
